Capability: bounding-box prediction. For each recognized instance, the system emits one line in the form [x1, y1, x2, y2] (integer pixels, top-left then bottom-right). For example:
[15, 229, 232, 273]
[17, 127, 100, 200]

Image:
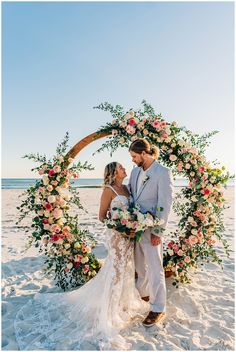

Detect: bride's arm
[99, 187, 113, 222]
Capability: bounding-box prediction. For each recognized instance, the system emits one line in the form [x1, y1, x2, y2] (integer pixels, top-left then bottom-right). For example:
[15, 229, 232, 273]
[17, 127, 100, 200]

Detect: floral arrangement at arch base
[94, 100, 233, 287]
[17, 133, 101, 291]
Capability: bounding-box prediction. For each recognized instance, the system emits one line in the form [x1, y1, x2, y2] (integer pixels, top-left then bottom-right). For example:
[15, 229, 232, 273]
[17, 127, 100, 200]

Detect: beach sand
[1, 188, 235, 351]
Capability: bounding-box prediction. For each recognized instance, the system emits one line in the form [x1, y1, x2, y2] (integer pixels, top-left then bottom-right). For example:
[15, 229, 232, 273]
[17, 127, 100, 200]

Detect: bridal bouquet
[104, 204, 164, 241]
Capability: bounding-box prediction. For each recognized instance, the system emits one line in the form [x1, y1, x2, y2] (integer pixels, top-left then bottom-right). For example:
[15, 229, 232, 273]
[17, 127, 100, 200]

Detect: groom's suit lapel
[133, 168, 141, 200]
[135, 162, 157, 201]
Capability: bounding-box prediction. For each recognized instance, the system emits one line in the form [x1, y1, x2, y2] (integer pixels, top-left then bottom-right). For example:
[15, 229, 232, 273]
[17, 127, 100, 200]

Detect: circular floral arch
[18, 101, 231, 290]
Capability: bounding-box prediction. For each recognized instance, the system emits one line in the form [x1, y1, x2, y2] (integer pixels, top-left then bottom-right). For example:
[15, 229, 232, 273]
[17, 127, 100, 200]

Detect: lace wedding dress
[14, 189, 148, 350]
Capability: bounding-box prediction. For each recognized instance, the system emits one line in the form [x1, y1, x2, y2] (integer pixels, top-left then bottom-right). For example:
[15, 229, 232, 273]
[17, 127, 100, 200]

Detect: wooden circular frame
[66, 131, 112, 160]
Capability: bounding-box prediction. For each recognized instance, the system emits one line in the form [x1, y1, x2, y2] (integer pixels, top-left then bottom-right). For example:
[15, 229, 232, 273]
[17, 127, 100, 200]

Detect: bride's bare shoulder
[101, 186, 113, 196]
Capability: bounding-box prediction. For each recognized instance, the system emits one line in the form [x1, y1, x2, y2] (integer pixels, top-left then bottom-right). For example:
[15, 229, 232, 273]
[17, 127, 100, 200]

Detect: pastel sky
[2, 1, 234, 179]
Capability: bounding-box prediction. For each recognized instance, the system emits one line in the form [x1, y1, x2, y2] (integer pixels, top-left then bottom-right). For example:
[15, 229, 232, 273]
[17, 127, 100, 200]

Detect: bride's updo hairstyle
[103, 162, 119, 186]
[129, 138, 159, 160]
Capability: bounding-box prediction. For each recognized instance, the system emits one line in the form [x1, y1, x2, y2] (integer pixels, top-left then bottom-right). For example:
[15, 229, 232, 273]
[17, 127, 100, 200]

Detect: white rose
[48, 195, 56, 203]
[188, 216, 194, 222]
[171, 143, 176, 148]
[191, 196, 198, 202]
[43, 175, 49, 185]
[74, 242, 81, 249]
[167, 249, 174, 256]
[35, 197, 41, 204]
[81, 257, 89, 264]
[178, 140, 185, 147]
[64, 243, 70, 249]
[58, 156, 64, 163]
[56, 239, 64, 245]
[44, 211, 50, 218]
[57, 218, 65, 226]
[185, 163, 191, 169]
[64, 194, 71, 201]
[56, 186, 63, 194]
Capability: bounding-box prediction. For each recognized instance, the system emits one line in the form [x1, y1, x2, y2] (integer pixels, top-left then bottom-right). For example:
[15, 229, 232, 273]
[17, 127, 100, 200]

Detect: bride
[14, 162, 148, 350]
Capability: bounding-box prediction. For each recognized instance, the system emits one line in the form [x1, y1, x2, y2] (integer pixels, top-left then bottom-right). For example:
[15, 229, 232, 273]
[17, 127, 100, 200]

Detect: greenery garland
[94, 100, 233, 287]
[17, 133, 101, 291]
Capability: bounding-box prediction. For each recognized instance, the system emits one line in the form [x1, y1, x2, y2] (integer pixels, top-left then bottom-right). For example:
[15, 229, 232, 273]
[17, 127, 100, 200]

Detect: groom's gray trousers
[134, 229, 166, 312]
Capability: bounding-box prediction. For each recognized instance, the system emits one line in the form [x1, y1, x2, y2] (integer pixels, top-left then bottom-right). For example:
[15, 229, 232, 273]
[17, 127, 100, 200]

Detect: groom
[128, 138, 173, 327]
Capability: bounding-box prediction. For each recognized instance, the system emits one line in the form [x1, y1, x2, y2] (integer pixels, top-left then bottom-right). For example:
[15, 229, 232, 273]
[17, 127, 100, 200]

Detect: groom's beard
[137, 161, 144, 168]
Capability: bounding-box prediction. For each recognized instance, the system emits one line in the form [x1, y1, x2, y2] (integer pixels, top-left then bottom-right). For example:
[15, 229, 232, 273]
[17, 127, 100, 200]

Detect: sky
[2, 1, 234, 178]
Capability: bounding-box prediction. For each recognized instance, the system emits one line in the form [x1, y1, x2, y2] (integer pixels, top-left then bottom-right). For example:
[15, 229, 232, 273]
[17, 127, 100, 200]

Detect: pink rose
[48, 169, 55, 177]
[152, 120, 160, 128]
[128, 118, 136, 125]
[132, 221, 138, 229]
[62, 226, 71, 235]
[51, 234, 60, 241]
[126, 125, 136, 135]
[177, 163, 183, 171]
[160, 121, 166, 128]
[177, 250, 183, 256]
[51, 224, 61, 233]
[190, 221, 198, 227]
[38, 169, 44, 175]
[53, 208, 63, 219]
[121, 219, 128, 225]
[120, 121, 127, 128]
[83, 265, 89, 274]
[184, 256, 191, 263]
[44, 203, 53, 211]
[53, 165, 61, 173]
[173, 245, 179, 253]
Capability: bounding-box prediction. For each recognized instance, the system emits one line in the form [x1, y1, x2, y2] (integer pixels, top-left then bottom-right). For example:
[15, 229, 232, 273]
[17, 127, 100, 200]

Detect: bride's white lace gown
[14, 191, 148, 350]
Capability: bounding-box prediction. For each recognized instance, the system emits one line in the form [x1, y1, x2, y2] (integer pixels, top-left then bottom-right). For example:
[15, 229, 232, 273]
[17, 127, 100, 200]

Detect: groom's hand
[151, 234, 161, 246]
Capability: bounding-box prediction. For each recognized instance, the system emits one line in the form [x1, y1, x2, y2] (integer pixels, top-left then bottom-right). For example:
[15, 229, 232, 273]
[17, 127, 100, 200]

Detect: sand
[1, 188, 235, 351]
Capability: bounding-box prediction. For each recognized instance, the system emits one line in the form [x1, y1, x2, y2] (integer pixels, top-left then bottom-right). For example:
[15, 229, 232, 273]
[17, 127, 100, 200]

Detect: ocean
[1, 178, 234, 190]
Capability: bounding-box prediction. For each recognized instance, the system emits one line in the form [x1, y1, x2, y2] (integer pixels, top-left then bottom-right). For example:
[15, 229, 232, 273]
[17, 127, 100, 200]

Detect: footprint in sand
[21, 283, 40, 290]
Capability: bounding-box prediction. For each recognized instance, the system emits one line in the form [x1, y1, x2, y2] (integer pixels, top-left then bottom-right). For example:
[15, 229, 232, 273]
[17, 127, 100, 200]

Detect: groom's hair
[129, 139, 159, 160]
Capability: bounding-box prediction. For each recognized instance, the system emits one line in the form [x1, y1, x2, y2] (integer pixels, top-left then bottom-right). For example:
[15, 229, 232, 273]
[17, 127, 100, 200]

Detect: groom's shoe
[141, 296, 149, 302]
[142, 311, 166, 327]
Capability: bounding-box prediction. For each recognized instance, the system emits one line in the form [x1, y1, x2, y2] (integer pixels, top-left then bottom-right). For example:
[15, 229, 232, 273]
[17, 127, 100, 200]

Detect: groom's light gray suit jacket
[128, 161, 173, 237]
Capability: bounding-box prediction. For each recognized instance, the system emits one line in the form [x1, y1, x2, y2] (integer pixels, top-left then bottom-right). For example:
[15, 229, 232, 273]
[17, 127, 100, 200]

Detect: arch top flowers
[17, 101, 232, 290]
